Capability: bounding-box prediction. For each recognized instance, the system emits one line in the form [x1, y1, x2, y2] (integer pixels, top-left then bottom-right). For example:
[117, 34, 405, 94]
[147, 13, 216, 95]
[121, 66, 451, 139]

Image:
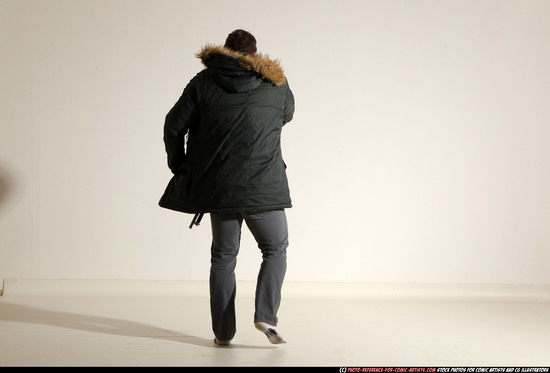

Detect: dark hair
[224, 29, 257, 54]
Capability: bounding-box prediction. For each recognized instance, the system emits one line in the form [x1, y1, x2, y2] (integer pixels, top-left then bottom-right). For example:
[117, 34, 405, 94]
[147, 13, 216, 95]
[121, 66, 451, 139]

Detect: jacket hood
[196, 45, 287, 87]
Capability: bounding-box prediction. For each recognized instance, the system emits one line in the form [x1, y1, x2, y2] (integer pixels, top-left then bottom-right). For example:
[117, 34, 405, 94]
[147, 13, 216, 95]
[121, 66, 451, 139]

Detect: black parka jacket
[159, 45, 295, 214]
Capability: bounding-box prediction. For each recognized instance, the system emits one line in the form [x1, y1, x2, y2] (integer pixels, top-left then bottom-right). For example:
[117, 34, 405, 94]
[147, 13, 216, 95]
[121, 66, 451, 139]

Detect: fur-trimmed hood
[196, 45, 287, 87]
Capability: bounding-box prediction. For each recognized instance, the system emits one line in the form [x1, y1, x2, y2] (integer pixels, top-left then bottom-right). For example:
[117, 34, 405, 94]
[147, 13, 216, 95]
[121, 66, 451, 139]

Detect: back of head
[224, 29, 257, 55]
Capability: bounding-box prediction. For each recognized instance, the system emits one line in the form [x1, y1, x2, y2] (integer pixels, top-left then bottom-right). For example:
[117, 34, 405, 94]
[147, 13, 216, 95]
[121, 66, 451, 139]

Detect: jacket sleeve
[163, 77, 200, 173]
[283, 82, 295, 126]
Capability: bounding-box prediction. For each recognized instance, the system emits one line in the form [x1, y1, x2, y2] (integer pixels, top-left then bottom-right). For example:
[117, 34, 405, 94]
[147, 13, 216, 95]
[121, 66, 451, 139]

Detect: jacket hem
[158, 200, 292, 215]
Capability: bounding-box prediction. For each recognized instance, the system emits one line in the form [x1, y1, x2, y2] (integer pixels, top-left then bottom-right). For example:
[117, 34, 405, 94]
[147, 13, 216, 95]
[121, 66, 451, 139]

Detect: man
[159, 29, 295, 346]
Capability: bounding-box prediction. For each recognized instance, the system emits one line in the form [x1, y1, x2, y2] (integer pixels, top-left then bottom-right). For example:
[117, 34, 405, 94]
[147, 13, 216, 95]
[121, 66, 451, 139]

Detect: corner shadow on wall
[0, 302, 274, 350]
[0, 165, 14, 210]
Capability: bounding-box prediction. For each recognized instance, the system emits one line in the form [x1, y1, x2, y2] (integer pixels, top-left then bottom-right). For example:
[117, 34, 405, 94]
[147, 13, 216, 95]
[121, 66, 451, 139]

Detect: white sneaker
[254, 322, 287, 344]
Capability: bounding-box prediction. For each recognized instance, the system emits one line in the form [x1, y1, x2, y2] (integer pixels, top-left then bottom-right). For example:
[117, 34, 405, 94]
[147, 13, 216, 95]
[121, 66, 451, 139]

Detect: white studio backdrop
[1, 0, 549, 286]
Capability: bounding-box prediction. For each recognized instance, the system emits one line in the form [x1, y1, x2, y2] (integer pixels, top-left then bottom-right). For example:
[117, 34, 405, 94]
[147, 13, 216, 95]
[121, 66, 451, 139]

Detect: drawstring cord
[189, 213, 204, 229]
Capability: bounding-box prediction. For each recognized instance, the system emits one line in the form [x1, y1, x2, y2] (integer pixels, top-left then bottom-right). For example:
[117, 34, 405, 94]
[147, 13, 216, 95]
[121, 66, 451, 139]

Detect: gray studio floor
[0, 280, 549, 367]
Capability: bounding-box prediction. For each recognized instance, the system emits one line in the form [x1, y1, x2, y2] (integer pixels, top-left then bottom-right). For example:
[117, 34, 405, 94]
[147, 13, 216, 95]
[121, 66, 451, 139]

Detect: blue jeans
[209, 209, 288, 341]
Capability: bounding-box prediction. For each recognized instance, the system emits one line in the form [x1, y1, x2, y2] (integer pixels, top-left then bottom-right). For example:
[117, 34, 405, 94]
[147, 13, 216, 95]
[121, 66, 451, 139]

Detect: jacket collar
[196, 45, 287, 87]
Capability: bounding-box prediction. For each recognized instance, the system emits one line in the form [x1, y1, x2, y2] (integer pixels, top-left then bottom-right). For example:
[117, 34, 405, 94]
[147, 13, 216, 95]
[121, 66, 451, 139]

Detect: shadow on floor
[0, 301, 274, 350]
